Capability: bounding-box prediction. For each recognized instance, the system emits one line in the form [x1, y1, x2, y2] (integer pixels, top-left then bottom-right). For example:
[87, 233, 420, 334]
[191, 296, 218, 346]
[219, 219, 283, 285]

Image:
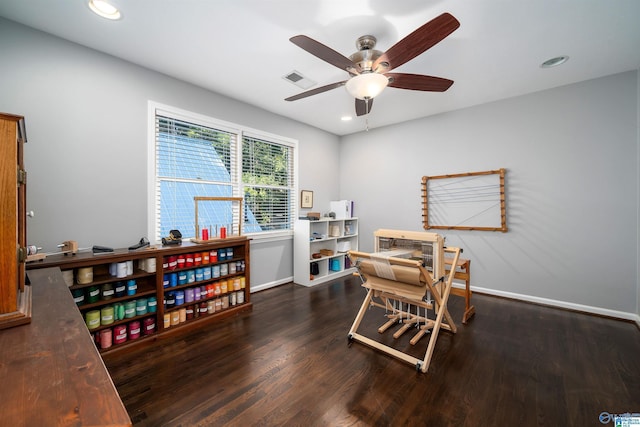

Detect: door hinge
[18, 247, 27, 263]
[17, 169, 27, 185]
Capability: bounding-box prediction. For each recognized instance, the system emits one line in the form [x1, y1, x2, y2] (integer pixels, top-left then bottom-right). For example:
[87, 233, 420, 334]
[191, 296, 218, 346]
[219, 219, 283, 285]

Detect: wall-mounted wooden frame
[422, 168, 507, 232]
[301, 190, 313, 208]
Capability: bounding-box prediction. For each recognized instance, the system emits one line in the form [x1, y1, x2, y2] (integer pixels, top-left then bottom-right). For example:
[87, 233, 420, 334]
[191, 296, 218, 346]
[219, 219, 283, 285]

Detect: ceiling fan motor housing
[349, 35, 389, 74]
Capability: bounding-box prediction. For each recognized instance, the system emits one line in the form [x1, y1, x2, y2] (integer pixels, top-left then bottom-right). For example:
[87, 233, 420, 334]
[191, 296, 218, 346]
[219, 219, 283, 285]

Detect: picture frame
[301, 190, 313, 208]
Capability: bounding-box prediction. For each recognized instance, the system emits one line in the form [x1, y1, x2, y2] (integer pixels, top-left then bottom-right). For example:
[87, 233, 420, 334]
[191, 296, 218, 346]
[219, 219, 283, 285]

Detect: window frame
[147, 101, 298, 242]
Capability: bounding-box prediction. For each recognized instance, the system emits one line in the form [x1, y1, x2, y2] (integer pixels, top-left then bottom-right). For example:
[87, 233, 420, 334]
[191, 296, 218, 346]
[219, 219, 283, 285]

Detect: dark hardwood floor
[103, 277, 640, 426]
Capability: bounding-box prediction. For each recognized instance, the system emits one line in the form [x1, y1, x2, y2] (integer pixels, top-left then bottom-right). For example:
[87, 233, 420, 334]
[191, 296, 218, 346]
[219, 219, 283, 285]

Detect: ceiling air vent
[282, 70, 316, 90]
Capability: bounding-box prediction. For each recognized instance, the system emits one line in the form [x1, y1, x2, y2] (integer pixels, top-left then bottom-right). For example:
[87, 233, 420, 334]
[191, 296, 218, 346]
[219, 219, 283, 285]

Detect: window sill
[246, 230, 293, 243]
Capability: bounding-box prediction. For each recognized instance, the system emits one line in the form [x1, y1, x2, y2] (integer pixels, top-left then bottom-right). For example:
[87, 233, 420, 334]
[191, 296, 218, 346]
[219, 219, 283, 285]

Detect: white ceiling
[1, 0, 639, 136]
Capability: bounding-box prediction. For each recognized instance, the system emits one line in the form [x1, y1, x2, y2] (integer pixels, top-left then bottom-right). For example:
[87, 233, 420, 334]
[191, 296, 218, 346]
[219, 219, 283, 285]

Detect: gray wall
[0, 18, 340, 291]
[340, 71, 639, 319]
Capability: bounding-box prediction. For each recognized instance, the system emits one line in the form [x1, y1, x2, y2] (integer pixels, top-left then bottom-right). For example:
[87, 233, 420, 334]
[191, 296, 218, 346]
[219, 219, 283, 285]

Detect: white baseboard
[466, 284, 639, 323]
[248, 280, 640, 327]
[251, 276, 293, 293]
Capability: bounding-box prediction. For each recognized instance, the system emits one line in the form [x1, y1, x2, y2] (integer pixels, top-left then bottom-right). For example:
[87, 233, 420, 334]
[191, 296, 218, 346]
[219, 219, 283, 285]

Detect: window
[148, 102, 298, 242]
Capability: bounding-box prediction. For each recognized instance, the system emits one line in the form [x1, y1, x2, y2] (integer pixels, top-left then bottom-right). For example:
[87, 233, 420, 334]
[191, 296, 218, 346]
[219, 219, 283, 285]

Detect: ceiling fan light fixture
[345, 73, 389, 100]
[88, 0, 121, 20]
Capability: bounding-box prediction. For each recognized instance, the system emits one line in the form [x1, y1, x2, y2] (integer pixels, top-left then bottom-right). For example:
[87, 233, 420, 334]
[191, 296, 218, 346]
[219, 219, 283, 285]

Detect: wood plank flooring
[103, 276, 640, 426]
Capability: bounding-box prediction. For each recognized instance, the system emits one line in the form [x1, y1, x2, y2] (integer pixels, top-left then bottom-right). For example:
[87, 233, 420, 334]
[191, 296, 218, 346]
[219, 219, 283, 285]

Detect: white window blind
[242, 135, 296, 232]
[150, 103, 297, 242]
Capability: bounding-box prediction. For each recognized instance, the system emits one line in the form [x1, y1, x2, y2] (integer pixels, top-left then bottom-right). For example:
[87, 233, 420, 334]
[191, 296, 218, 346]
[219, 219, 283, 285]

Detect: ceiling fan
[285, 12, 460, 116]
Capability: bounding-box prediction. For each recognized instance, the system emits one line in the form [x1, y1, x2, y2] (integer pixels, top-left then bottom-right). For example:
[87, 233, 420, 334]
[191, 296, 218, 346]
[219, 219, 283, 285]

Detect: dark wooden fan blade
[355, 98, 373, 116]
[386, 73, 454, 92]
[285, 81, 347, 101]
[290, 35, 358, 73]
[374, 12, 460, 72]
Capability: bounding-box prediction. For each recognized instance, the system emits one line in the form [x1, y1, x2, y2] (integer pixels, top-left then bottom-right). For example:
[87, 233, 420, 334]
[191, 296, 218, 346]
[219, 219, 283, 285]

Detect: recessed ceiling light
[341, 116, 352, 121]
[88, 0, 121, 20]
[540, 55, 569, 68]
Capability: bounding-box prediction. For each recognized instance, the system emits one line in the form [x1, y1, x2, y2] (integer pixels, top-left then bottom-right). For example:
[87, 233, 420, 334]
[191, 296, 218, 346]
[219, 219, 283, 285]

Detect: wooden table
[0, 267, 131, 426]
[445, 257, 476, 324]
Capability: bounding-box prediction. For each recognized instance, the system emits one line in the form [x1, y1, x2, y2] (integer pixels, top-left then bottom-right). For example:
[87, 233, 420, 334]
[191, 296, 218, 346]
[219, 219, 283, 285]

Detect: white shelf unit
[294, 218, 358, 286]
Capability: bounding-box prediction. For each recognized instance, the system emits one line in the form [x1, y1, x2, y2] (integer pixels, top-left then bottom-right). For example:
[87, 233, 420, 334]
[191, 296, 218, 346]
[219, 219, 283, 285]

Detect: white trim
[248, 232, 293, 243]
[147, 101, 158, 243]
[470, 284, 640, 322]
[250, 277, 293, 293]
